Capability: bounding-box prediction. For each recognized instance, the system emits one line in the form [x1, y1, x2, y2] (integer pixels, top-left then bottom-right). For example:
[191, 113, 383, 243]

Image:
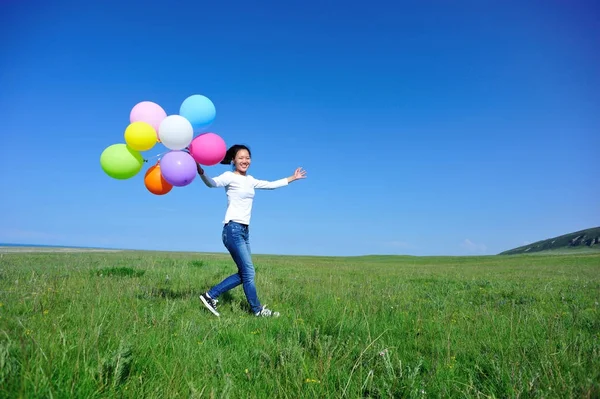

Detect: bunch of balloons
[99, 94, 227, 195]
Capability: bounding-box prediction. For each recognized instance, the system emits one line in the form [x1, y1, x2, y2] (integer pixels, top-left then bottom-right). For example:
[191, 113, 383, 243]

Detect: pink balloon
[189, 133, 227, 166]
[130, 101, 167, 135]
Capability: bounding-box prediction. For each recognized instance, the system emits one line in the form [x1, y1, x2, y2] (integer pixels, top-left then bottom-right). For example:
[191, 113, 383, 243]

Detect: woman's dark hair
[220, 144, 251, 165]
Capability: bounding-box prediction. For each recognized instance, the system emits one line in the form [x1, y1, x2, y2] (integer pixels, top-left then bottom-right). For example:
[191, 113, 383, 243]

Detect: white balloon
[158, 115, 194, 150]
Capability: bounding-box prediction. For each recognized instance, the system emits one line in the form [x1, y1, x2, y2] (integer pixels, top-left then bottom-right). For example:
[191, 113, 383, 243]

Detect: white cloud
[461, 238, 487, 254]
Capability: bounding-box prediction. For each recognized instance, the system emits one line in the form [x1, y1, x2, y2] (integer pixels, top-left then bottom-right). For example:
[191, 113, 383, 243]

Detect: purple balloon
[159, 151, 196, 187]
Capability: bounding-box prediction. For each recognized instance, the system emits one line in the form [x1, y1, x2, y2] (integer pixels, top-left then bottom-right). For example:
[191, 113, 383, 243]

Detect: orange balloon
[144, 163, 173, 195]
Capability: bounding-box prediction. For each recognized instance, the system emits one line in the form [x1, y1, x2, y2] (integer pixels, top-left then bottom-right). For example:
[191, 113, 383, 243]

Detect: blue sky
[1, 0, 598, 256]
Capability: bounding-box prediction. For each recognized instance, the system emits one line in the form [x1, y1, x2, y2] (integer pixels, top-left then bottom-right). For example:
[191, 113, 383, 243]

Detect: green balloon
[100, 143, 144, 179]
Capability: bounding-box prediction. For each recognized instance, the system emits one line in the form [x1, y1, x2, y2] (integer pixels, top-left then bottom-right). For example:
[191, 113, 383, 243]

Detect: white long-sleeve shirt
[200, 171, 288, 225]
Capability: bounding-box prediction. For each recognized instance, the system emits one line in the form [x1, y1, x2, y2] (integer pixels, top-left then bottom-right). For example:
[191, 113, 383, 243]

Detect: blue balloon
[179, 95, 216, 131]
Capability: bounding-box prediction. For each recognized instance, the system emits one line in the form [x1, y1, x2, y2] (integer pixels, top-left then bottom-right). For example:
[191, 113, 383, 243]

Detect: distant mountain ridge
[499, 227, 600, 255]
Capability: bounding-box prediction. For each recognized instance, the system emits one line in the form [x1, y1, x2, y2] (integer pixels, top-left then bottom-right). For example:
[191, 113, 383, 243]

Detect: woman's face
[233, 149, 251, 174]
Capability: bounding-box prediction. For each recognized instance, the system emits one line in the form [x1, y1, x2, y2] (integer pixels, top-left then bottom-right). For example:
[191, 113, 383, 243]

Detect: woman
[196, 144, 307, 317]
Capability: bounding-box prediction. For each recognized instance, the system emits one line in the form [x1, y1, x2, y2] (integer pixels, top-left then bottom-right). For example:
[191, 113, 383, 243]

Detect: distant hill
[499, 227, 600, 255]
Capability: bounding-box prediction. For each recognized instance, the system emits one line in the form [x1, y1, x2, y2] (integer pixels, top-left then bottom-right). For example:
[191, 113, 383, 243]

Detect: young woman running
[197, 144, 307, 317]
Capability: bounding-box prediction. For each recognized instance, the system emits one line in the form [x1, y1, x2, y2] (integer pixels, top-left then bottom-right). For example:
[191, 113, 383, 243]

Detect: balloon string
[143, 147, 191, 163]
[143, 151, 169, 163]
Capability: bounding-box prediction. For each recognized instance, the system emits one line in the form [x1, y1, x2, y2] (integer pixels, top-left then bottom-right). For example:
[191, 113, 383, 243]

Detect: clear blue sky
[1, 0, 598, 256]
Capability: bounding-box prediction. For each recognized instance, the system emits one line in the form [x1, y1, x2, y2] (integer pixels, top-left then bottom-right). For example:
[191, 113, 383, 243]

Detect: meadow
[0, 249, 598, 398]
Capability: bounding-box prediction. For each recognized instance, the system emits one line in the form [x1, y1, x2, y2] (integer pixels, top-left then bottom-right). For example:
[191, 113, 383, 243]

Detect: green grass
[1, 250, 599, 398]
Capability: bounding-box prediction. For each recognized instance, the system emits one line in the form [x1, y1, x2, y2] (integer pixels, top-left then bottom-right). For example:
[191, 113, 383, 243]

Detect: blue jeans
[208, 222, 262, 314]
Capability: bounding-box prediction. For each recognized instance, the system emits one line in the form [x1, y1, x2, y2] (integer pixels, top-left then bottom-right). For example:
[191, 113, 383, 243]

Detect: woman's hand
[288, 167, 307, 182]
[196, 163, 204, 176]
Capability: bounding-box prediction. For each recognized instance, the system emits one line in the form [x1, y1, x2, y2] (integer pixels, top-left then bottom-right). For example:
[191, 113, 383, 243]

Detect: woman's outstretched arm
[254, 167, 307, 189]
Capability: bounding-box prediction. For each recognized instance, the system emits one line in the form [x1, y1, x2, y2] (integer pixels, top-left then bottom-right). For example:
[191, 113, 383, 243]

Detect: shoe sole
[255, 311, 280, 317]
[200, 295, 220, 317]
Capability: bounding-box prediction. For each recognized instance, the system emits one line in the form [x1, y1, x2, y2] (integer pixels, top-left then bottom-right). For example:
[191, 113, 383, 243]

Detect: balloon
[100, 143, 144, 179]
[159, 150, 196, 187]
[144, 163, 173, 195]
[124, 121, 157, 151]
[130, 101, 167, 137]
[179, 94, 216, 131]
[158, 115, 194, 150]
[189, 133, 226, 166]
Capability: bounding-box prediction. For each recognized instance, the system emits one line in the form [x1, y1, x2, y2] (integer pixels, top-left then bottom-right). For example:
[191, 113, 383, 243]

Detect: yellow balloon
[124, 121, 157, 151]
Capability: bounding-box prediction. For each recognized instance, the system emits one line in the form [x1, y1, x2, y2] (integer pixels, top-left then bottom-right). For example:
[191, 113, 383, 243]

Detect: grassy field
[1, 250, 599, 398]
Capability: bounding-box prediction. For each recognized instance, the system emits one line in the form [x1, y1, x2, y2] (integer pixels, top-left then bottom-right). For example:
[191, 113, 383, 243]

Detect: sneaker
[200, 293, 220, 317]
[255, 306, 280, 317]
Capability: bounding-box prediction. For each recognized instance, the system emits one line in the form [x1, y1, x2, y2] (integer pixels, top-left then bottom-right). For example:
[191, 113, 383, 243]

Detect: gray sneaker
[255, 306, 280, 317]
